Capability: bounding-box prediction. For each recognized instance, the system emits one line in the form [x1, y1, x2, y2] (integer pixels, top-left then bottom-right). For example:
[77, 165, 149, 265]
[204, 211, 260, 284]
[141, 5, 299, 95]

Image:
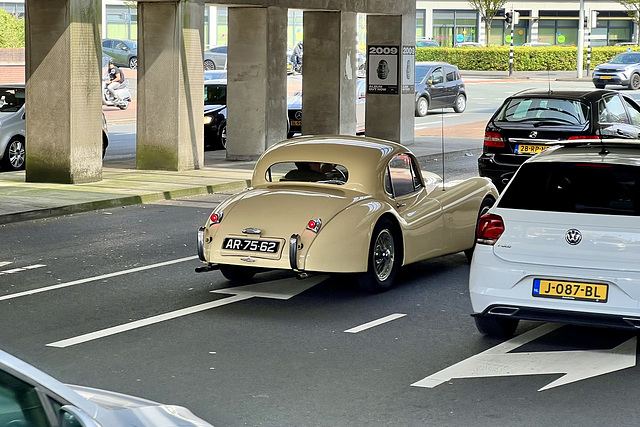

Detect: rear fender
[301, 200, 395, 273]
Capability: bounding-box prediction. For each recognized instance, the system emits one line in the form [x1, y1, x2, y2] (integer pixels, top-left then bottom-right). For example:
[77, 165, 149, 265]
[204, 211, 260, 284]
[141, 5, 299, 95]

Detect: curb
[0, 179, 250, 226]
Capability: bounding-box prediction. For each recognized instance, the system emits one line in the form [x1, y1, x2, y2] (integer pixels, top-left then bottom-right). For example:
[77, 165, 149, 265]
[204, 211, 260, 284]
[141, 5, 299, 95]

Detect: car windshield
[415, 65, 435, 84]
[499, 161, 640, 216]
[265, 161, 348, 185]
[204, 84, 226, 105]
[0, 88, 25, 113]
[496, 97, 589, 126]
[610, 53, 640, 64]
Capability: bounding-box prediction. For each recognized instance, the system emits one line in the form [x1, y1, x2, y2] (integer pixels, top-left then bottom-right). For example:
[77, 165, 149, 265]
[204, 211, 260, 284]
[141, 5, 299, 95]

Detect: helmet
[108, 58, 114, 65]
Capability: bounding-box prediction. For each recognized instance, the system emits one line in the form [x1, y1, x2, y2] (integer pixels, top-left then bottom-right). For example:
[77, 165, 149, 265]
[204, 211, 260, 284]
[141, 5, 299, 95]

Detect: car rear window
[266, 161, 348, 185]
[496, 98, 589, 126]
[499, 161, 640, 216]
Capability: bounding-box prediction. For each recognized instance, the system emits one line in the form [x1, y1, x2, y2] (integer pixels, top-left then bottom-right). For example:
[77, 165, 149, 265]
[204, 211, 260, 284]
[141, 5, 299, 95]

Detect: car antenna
[595, 123, 608, 156]
[441, 107, 446, 191]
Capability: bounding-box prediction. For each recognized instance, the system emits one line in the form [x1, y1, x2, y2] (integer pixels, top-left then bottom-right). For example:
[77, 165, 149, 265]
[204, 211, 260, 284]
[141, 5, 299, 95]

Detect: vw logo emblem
[295, 111, 302, 120]
[529, 131, 538, 138]
[565, 229, 582, 245]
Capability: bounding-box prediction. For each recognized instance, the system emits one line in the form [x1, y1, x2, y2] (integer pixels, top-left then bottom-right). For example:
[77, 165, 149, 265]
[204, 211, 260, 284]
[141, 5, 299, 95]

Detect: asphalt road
[5, 79, 640, 426]
[2, 184, 640, 427]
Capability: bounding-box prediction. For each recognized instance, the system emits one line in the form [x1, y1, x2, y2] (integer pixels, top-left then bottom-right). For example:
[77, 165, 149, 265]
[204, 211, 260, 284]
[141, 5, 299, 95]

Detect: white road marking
[0, 256, 197, 301]
[0, 264, 47, 275]
[47, 275, 327, 348]
[47, 295, 252, 348]
[0, 262, 12, 267]
[344, 313, 407, 333]
[411, 323, 637, 391]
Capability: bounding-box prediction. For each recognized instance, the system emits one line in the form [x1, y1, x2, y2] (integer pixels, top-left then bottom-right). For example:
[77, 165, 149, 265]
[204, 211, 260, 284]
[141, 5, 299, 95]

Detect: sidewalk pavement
[3, 69, 587, 225]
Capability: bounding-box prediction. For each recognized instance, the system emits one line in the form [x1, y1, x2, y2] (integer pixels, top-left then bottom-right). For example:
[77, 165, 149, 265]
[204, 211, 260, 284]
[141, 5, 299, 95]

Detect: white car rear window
[499, 162, 640, 216]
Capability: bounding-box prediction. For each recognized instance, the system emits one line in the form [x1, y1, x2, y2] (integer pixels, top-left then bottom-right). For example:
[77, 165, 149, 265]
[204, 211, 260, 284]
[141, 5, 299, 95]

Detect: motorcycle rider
[291, 41, 303, 74]
[107, 58, 126, 103]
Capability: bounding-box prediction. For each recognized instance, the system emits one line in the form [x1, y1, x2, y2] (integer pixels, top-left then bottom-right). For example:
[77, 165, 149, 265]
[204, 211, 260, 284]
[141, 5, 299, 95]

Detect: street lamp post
[577, 0, 585, 78]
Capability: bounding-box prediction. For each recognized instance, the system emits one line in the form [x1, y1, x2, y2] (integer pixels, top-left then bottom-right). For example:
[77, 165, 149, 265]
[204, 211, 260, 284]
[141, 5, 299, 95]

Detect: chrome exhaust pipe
[623, 317, 640, 329]
[487, 306, 519, 316]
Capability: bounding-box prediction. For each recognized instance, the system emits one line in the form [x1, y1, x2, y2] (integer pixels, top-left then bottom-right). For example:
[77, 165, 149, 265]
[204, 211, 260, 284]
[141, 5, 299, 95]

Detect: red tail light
[484, 131, 504, 148]
[568, 135, 599, 140]
[209, 212, 223, 225]
[476, 214, 504, 245]
[306, 218, 322, 233]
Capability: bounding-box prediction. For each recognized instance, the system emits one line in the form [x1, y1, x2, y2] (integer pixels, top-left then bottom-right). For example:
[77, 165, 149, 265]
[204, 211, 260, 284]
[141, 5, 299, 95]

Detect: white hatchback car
[0, 84, 26, 171]
[470, 141, 640, 338]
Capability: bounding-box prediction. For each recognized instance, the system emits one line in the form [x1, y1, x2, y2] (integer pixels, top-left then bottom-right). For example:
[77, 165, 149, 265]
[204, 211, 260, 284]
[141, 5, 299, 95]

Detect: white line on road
[344, 313, 407, 333]
[0, 264, 47, 275]
[0, 256, 197, 302]
[47, 295, 251, 348]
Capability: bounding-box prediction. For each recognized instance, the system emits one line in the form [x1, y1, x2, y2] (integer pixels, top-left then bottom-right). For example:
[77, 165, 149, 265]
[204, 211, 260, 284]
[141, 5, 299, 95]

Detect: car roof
[529, 141, 640, 167]
[507, 89, 619, 102]
[252, 135, 411, 194]
[415, 61, 458, 68]
[0, 83, 25, 89]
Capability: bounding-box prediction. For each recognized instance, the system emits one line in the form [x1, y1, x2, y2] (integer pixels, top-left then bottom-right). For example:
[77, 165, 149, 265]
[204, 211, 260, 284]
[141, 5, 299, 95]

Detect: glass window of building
[433, 10, 478, 47]
[416, 10, 426, 39]
[0, 2, 24, 18]
[105, 4, 136, 40]
[216, 7, 228, 46]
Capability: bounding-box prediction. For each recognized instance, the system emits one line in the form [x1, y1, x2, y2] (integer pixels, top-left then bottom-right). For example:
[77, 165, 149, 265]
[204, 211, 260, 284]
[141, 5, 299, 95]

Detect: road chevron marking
[0, 262, 13, 268]
[0, 257, 197, 301]
[411, 323, 637, 391]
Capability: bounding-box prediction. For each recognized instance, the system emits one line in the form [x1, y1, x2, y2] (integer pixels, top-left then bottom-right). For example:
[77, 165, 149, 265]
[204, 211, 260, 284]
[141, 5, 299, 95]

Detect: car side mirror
[59, 405, 101, 427]
[427, 78, 433, 85]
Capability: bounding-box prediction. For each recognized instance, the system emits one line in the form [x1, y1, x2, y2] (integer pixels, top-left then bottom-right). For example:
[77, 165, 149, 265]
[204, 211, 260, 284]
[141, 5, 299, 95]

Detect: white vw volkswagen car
[470, 140, 640, 338]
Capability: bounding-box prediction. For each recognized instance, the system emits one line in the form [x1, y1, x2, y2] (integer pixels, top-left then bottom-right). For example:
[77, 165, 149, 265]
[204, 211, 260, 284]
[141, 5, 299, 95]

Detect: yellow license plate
[290, 120, 301, 126]
[516, 144, 547, 154]
[600, 76, 612, 80]
[533, 279, 608, 303]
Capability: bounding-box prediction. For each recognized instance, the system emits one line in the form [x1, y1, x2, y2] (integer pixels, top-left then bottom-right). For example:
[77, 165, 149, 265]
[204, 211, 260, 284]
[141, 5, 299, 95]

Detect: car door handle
[396, 203, 406, 208]
[616, 129, 626, 135]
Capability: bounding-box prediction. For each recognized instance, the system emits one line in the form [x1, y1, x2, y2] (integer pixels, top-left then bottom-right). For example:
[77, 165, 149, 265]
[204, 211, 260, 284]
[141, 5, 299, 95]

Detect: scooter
[102, 78, 132, 110]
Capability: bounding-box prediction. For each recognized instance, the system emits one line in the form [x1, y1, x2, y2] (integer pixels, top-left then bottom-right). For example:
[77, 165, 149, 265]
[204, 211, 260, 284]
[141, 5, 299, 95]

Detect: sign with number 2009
[367, 45, 399, 94]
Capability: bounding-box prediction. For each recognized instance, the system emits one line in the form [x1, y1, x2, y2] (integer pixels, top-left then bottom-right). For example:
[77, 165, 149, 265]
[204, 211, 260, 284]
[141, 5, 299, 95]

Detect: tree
[613, 0, 640, 45]
[0, 9, 25, 48]
[467, 0, 507, 47]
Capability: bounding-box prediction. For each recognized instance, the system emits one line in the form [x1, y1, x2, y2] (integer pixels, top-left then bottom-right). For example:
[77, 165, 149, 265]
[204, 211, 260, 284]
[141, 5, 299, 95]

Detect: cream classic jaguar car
[197, 135, 499, 292]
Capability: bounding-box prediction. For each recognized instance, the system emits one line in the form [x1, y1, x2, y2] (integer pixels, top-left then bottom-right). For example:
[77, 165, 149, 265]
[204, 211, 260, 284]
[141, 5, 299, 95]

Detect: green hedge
[416, 46, 640, 71]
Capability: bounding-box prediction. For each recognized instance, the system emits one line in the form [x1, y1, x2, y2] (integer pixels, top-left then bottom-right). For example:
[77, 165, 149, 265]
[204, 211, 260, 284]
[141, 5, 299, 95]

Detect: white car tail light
[476, 214, 504, 245]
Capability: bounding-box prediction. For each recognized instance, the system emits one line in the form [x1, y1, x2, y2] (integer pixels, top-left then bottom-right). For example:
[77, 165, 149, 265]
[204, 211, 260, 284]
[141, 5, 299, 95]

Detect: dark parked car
[478, 89, 640, 191]
[414, 61, 466, 117]
[592, 52, 640, 90]
[287, 77, 366, 138]
[204, 78, 227, 150]
[102, 38, 137, 70]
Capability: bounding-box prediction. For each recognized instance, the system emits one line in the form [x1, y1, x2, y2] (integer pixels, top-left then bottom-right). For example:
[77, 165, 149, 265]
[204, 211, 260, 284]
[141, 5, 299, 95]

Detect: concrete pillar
[302, 11, 358, 136]
[25, 0, 102, 183]
[365, 14, 415, 146]
[137, 0, 204, 171]
[226, 7, 288, 160]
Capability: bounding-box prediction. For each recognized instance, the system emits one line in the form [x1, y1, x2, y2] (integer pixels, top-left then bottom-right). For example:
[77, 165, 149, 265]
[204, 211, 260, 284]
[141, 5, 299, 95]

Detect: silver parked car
[204, 45, 227, 71]
[0, 84, 25, 171]
[593, 52, 640, 90]
[102, 38, 138, 70]
[0, 347, 212, 426]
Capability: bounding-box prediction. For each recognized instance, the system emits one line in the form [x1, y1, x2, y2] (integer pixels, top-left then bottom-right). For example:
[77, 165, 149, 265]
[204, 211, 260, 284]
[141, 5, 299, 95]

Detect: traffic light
[505, 12, 512, 25]
[513, 11, 520, 25]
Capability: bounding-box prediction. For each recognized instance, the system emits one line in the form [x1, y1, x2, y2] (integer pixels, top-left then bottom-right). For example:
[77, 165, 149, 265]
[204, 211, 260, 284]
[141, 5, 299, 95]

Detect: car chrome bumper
[197, 226, 206, 262]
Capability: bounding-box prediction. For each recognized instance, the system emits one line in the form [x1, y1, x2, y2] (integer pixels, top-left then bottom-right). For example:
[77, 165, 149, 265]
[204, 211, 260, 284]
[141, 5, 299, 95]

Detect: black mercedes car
[478, 89, 640, 191]
[204, 79, 227, 150]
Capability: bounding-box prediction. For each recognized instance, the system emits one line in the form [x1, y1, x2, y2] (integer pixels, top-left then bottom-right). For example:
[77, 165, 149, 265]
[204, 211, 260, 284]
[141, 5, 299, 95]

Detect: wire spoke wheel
[373, 229, 394, 282]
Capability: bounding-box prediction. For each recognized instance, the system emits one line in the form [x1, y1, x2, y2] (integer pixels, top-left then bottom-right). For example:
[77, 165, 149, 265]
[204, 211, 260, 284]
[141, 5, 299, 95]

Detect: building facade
[1, 1, 636, 48]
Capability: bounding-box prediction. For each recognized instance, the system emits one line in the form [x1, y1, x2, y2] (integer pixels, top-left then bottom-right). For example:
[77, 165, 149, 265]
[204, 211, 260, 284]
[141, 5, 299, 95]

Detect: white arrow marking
[411, 323, 637, 391]
[47, 275, 327, 348]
